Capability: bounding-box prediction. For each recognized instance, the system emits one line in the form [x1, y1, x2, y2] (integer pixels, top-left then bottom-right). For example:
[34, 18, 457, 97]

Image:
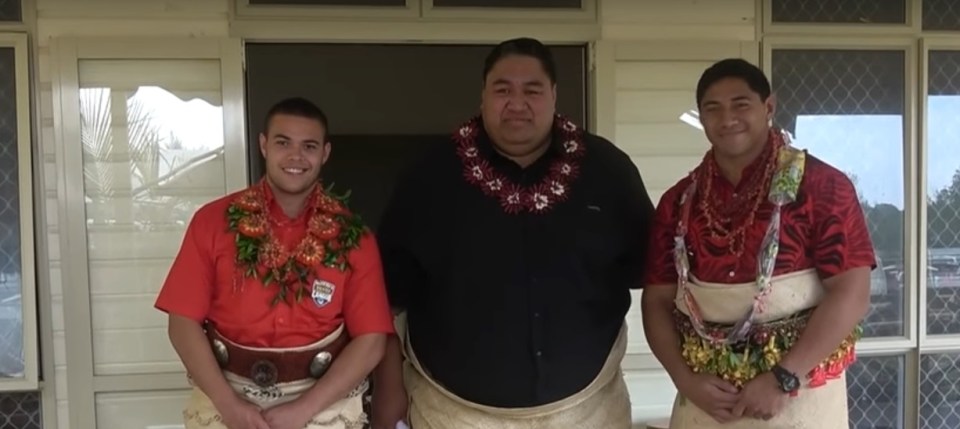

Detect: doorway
[244, 42, 589, 229]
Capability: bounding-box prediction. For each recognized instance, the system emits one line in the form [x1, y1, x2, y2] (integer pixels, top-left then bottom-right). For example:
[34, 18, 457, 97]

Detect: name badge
[311, 279, 336, 307]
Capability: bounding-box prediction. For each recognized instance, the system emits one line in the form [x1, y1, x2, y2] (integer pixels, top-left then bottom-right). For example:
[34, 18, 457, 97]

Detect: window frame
[0, 32, 39, 393]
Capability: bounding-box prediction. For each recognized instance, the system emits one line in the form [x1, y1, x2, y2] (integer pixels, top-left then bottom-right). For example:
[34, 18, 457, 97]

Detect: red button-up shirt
[645, 151, 876, 286]
[155, 184, 395, 348]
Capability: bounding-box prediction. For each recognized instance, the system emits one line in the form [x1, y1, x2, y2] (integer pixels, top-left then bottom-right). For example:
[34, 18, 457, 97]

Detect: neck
[495, 135, 552, 168]
[265, 179, 314, 219]
[713, 135, 770, 186]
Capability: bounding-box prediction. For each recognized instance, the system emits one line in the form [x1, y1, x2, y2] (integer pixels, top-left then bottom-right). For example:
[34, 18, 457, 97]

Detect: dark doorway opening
[244, 42, 588, 230]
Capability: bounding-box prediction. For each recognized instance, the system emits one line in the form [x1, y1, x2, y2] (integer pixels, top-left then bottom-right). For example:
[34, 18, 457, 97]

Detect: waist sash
[673, 269, 860, 389]
[184, 325, 369, 429]
[396, 312, 632, 429]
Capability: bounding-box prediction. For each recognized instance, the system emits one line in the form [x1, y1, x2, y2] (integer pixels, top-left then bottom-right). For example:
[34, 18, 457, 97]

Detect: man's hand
[732, 372, 789, 421]
[215, 395, 271, 429]
[676, 373, 741, 424]
[371, 381, 408, 429]
[262, 398, 315, 429]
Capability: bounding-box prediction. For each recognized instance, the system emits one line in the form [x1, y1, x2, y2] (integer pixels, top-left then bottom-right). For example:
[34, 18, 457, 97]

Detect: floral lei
[454, 114, 585, 214]
[226, 181, 366, 306]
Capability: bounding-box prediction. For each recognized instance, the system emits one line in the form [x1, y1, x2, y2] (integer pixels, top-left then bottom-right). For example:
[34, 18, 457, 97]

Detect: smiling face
[698, 77, 775, 161]
[258, 113, 330, 201]
[480, 54, 557, 160]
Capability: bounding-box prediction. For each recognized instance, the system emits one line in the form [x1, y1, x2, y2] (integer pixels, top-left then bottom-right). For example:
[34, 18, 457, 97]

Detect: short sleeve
[643, 187, 683, 286]
[341, 233, 396, 337]
[154, 212, 216, 323]
[812, 172, 877, 278]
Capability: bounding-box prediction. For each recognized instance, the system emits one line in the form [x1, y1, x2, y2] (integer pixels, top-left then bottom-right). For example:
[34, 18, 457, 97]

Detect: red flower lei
[226, 181, 366, 306]
[453, 114, 586, 214]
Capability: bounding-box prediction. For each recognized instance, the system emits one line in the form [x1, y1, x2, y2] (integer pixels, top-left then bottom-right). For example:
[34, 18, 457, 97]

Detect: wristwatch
[771, 365, 800, 393]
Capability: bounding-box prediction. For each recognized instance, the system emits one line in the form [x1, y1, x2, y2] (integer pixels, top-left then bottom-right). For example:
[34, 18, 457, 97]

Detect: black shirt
[377, 121, 654, 408]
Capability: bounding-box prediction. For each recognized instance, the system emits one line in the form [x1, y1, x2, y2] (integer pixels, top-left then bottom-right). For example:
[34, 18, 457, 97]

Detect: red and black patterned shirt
[644, 149, 877, 286]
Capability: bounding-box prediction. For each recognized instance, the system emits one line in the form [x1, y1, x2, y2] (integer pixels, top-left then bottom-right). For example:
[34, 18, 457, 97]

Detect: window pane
[771, 0, 906, 24]
[847, 355, 904, 429]
[249, 0, 406, 5]
[432, 0, 581, 8]
[926, 50, 960, 335]
[771, 0, 905, 24]
[0, 47, 24, 380]
[920, 353, 960, 428]
[0, 392, 41, 429]
[0, 0, 20, 22]
[78, 59, 227, 375]
[772, 49, 905, 338]
[923, 0, 960, 31]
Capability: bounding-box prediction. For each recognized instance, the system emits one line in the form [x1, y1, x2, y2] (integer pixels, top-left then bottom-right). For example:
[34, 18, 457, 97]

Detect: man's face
[480, 54, 557, 157]
[258, 113, 330, 197]
[698, 77, 775, 159]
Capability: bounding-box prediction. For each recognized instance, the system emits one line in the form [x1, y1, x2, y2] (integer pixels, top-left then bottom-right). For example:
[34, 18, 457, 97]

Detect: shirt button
[278, 317, 286, 324]
[728, 271, 735, 277]
[535, 351, 543, 357]
[534, 312, 541, 318]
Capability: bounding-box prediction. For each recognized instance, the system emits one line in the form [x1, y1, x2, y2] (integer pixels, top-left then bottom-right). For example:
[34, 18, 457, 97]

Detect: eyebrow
[702, 95, 753, 106]
[272, 134, 321, 145]
[491, 78, 546, 88]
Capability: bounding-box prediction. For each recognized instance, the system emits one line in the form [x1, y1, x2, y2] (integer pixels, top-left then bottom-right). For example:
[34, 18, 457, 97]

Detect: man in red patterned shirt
[155, 97, 395, 429]
[641, 59, 875, 428]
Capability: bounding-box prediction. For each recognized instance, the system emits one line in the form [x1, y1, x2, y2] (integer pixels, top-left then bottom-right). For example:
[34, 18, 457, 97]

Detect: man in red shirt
[642, 59, 874, 428]
[155, 97, 395, 429]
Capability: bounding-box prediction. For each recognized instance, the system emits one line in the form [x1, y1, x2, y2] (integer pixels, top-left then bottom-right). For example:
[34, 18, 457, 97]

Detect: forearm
[777, 285, 869, 376]
[373, 334, 405, 389]
[168, 315, 237, 409]
[641, 288, 694, 385]
[301, 333, 387, 414]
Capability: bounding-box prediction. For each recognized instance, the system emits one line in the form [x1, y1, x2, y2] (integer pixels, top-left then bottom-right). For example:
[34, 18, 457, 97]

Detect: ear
[258, 133, 268, 159]
[765, 93, 778, 122]
[320, 141, 332, 166]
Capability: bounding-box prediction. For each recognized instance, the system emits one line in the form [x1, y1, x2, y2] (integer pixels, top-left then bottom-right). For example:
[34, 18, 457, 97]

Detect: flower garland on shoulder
[226, 181, 366, 306]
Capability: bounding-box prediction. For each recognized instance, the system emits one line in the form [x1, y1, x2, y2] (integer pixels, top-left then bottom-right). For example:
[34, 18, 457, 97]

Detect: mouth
[282, 167, 308, 175]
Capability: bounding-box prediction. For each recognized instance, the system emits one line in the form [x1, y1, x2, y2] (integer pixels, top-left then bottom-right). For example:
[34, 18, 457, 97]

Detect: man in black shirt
[370, 37, 654, 429]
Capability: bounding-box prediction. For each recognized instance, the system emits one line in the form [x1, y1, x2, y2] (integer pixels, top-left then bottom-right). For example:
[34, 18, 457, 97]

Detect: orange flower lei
[226, 181, 366, 306]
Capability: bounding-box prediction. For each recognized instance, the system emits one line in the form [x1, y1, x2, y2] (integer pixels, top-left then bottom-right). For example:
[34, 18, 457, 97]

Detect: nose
[718, 108, 739, 128]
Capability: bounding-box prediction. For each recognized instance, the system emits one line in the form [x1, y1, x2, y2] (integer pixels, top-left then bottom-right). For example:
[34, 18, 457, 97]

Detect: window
[0, 0, 20, 22]
[0, 34, 37, 394]
[0, 392, 40, 429]
[770, 0, 906, 24]
[922, 0, 960, 31]
[920, 353, 960, 428]
[248, 0, 406, 5]
[771, 48, 907, 339]
[847, 355, 904, 429]
[926, 50, 960, 336]
[53, 38, 246, 429]
[431, 0, 582, 8]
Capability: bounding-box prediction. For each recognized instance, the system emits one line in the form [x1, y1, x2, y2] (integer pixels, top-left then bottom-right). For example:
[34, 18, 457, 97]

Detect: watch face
[781, 375, 799, 392]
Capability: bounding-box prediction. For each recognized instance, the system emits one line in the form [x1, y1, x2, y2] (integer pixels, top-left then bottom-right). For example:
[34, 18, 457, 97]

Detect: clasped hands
[679, 371, 791, 424]
[218, 394, 317, 429]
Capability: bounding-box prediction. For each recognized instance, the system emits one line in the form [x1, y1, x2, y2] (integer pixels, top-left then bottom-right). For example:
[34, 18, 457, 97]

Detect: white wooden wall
[32, 1, 759, 427]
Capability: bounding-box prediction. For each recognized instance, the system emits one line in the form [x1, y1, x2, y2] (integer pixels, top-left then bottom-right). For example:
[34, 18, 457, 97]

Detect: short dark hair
[482, 37, 557, 84]
[263, 97, 329, 136]
[695, 58, 771, 106]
